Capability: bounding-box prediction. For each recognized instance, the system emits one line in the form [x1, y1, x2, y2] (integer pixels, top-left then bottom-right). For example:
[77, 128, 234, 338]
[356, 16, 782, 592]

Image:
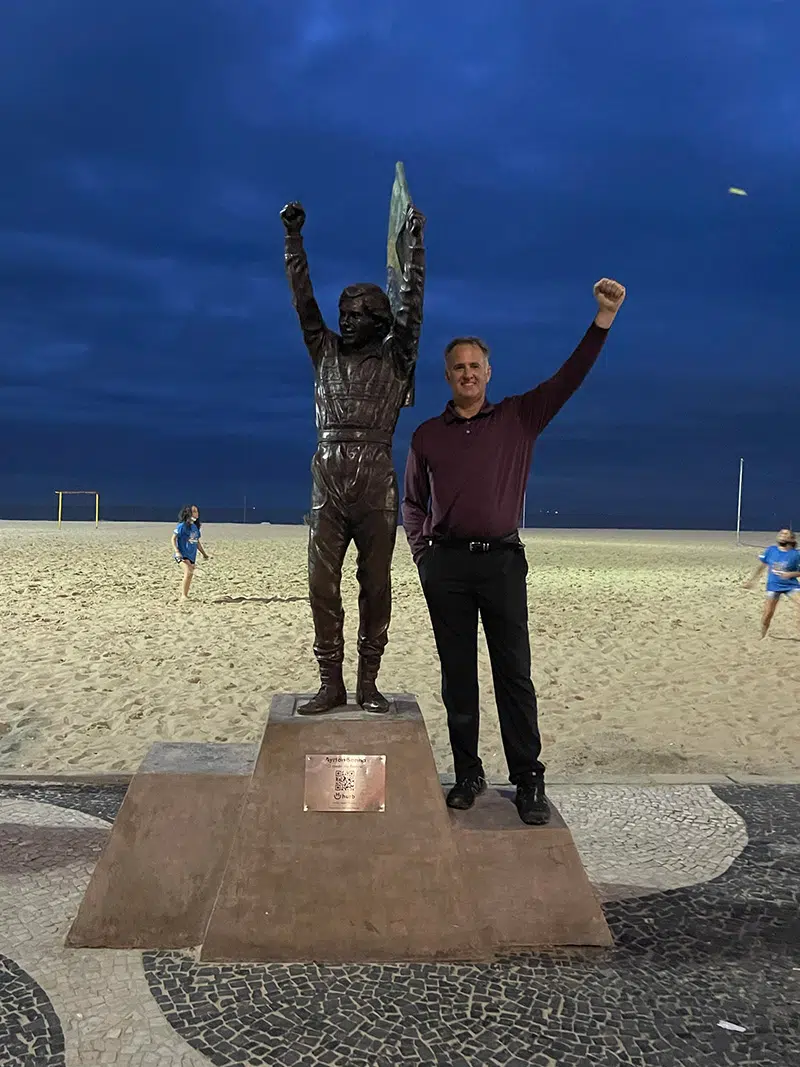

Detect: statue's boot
[297, 661, 347, 715]
[356, 654, 390, 714]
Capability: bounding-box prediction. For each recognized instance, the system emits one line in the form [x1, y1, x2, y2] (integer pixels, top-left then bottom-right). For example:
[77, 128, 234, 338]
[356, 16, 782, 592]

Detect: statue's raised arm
[391, 205, 426, 386]
[281, 201, 328, 364]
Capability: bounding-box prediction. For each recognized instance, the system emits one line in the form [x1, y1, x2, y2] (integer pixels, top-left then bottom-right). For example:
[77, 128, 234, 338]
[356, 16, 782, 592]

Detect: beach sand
[0, 522, 798, 778]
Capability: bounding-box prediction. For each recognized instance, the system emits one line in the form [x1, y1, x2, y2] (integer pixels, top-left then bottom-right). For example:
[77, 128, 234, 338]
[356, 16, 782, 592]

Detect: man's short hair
[444, 336, 490, 361]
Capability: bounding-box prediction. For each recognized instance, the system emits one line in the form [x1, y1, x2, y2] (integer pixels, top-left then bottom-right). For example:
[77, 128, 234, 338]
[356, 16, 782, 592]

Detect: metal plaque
[303, 754, 386, 812]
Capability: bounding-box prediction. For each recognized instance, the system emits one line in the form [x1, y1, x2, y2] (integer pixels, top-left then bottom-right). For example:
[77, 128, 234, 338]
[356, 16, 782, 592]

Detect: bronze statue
[281, 183, 425, 714]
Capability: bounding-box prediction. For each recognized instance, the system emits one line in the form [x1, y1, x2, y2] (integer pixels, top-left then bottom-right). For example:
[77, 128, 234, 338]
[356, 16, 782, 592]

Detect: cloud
[0, 0, 798, 522]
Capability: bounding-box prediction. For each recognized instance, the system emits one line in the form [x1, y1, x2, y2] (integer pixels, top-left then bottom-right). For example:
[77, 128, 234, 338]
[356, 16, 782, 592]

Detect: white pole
[736, 458, 743, 546]
[243, 495, 247, 524]
[521, 490, 527, 530]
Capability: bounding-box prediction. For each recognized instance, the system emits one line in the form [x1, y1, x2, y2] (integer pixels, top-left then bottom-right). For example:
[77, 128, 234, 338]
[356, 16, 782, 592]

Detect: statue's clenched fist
[593, 278, 626, 314]
[280, 201, 306, 234]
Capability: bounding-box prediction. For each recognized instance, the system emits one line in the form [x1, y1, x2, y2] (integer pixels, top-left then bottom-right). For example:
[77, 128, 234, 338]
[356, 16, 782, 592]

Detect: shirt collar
[442, 398, 495, 423]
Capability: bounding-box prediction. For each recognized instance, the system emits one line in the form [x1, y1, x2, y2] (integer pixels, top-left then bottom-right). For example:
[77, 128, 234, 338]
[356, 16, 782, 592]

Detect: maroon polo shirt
[402, 322, 609, 562]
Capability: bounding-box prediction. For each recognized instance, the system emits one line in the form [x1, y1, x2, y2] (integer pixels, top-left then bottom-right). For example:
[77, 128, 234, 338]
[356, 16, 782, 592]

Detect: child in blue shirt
[171, 505, 210, 601]
[744, 528, 800, 638]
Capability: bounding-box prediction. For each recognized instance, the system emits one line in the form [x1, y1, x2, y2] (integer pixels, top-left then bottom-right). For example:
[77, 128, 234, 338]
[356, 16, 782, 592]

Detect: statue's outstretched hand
[280, 202, 306, 234]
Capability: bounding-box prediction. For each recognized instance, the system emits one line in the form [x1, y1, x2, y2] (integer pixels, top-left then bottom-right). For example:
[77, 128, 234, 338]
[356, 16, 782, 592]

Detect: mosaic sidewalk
[0, 782, 797, 1066]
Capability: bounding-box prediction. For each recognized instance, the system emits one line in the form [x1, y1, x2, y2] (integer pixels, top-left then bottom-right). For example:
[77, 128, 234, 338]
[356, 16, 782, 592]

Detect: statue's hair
[339, 284, 393, 326]
[443, 336, 490, 361]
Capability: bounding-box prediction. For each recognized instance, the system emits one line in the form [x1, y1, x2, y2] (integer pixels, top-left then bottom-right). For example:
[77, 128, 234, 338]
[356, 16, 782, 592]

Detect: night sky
[1, 0, 797, 528]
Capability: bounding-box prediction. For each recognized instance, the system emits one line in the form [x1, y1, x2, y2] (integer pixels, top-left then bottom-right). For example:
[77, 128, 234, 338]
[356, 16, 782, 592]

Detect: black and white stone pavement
[0, 781, 797, 1066]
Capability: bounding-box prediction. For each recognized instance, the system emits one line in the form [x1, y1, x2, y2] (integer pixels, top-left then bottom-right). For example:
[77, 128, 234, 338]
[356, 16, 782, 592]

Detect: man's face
[339, 297, 381, 349]
[445, 344, 492, 407]
[777, 528, 794, 547]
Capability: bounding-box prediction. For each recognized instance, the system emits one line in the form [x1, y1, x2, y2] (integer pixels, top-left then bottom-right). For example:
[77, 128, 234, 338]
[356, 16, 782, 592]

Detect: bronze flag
[386, 161, 416, 407]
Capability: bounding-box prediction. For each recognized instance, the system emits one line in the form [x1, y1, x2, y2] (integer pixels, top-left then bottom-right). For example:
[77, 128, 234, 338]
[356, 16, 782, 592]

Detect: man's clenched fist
[593, 278, 626, 327]
[594, 278, 626, 313]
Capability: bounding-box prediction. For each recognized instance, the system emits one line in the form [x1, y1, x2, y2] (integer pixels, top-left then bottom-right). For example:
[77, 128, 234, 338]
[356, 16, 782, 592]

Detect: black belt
[430, 534, 520, 553]
[318, 429, 392, 446]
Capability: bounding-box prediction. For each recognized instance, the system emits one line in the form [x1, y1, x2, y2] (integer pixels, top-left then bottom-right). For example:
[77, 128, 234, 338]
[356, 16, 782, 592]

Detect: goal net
[55, 490, 100, 528]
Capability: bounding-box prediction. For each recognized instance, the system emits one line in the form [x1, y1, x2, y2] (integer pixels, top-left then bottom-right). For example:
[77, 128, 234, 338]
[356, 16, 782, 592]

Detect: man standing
[281, 199, 426, 714]
[744, 528, 800, 638]
[402, 279, 626, 824]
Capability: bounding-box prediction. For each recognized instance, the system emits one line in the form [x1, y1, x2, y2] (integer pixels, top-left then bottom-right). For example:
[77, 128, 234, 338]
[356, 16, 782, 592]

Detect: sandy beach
[0, 521, 797, 778]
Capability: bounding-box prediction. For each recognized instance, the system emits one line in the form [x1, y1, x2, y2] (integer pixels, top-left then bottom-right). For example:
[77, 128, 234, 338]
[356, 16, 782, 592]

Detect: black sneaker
[515, 773, 551, 825]
[446, 774, 487, 810]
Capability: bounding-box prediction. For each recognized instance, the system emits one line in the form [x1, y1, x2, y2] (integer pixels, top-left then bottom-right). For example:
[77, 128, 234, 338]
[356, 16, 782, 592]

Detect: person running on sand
[744, 528, 800, 638]
[171, 505, 210, 601]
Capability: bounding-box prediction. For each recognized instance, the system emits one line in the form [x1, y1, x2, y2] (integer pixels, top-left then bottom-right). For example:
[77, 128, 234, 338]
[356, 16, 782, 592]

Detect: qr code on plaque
[334, 769, 356, 792]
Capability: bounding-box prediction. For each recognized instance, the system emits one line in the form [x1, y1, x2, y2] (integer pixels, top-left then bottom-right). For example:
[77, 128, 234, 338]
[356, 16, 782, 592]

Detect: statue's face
[339, 295, 382, 349]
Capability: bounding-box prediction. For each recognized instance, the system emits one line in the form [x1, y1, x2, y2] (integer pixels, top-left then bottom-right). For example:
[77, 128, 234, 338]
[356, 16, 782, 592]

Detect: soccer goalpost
[55, 490, 100, 529]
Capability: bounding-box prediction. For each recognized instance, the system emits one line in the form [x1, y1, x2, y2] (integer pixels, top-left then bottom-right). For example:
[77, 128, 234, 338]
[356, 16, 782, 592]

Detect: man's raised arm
[515, 278, 626, 437]
[401, 438, 431, 565]
[392, 206, 426, 375]
[281, 201, 327, 364]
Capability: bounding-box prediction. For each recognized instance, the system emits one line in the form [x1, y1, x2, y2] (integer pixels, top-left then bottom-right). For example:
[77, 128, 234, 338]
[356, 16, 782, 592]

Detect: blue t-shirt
[174, 521, 200, 563]
[759, 545, 800, 593]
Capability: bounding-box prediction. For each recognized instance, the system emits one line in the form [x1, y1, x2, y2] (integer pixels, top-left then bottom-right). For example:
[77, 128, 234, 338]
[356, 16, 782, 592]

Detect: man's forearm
[517, 322, 608, 436]
[544, 322, 608, 401]
[594, 308, 618, 329]
[402, 510, 428, 563]
[401, 445, 430, 563]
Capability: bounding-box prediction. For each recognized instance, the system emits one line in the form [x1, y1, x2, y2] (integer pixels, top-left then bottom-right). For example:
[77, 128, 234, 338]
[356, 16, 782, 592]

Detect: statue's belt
[317, 429, 393, 446]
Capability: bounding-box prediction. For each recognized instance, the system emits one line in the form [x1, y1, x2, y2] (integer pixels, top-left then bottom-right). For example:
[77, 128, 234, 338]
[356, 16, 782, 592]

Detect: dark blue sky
[1, 0, 797, 527]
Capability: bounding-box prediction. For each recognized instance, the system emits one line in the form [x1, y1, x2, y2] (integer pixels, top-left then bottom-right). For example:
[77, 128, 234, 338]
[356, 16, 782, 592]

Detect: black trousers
[419, 542, 544, 785]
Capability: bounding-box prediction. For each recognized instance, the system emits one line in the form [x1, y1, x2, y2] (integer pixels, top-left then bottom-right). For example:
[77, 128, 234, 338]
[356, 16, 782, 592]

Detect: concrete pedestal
[66, 743, 256, 949]
[449, 788, 612, 948]
[202, 694, 490, 962]
[67, 693, 611, 960]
